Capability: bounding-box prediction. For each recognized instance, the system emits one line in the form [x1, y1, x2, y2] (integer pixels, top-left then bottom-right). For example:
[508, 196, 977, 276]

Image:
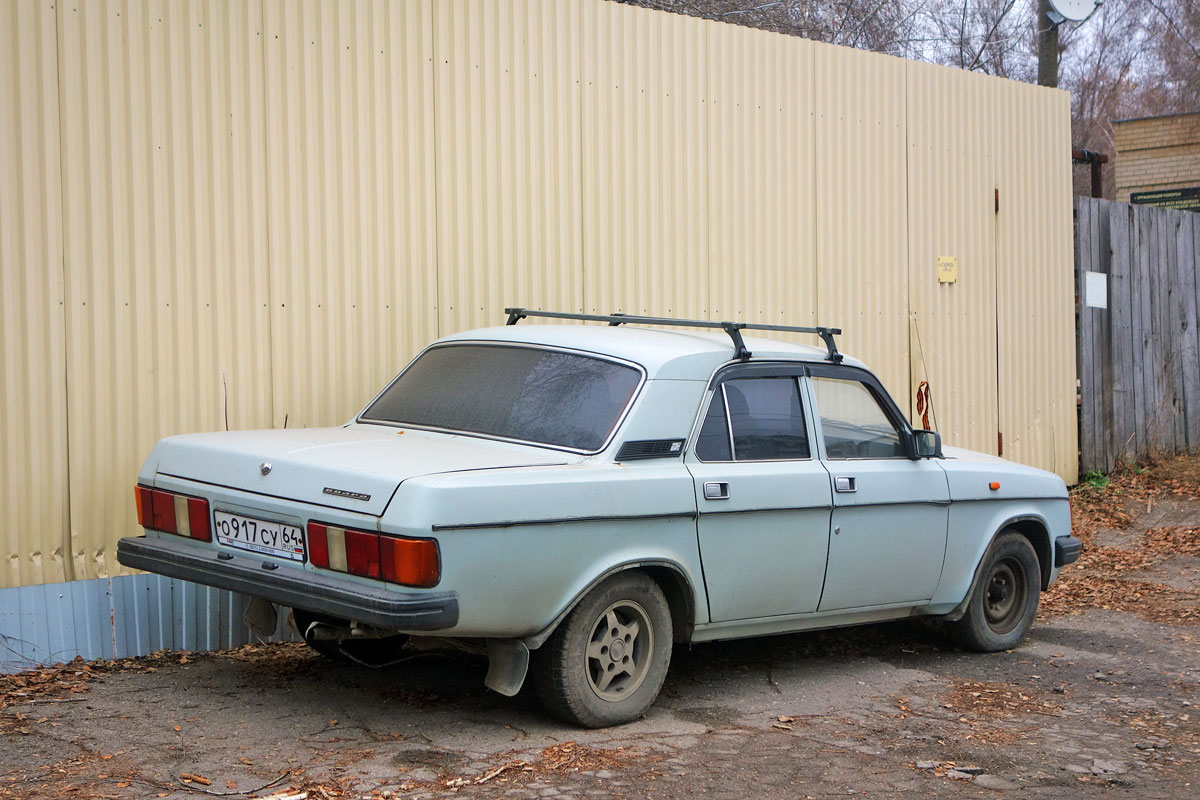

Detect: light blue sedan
[119, 309, 1080, 727]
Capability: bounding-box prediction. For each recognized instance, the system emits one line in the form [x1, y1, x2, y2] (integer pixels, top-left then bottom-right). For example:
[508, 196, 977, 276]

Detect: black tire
[292, 609, 410, 667]
[946, 531, 1041, 652]
[532, 572, 673, 728]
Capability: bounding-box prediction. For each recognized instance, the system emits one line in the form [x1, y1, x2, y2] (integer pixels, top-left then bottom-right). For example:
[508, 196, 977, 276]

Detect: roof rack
[503, 308, 843, 363]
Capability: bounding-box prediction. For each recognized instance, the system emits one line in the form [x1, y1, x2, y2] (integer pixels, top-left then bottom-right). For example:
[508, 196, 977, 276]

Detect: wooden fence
[1076, 197, 1200, 473]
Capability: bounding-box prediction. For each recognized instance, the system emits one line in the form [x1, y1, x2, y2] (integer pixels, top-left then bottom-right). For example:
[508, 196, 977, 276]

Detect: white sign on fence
[1085, 271, 1108, 309]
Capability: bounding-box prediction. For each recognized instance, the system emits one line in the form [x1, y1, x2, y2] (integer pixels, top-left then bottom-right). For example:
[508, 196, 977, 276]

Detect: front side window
[811, 376, 906, 459]
[360, 344, 641, 451]
[695, 377, 810, 461]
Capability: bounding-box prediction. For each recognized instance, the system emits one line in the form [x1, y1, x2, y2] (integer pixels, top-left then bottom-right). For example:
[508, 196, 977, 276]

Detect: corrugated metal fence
[2, 0, 1076, 602]
[0, 574, 295, 671]
[1076, 197, 1200, 473]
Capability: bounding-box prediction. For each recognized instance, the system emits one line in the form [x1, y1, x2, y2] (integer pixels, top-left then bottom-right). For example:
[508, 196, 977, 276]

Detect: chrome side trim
[431, 510, 697, 532]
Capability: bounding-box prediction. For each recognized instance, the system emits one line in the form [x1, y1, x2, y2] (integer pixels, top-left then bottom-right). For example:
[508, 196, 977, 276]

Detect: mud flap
[484, 639, 530, 697]
[243, 596, 278, 637]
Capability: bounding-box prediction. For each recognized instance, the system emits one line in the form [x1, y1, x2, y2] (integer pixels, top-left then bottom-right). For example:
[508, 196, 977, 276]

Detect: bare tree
[1142, 0, 1200, 112]
[617, 0, 930, 58]
[621, 0, 1197, 197]
[920, 0, 1035, 79]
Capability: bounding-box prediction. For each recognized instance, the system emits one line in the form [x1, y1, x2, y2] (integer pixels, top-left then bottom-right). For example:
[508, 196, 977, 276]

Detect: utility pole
[1037, 0, 1060, 87]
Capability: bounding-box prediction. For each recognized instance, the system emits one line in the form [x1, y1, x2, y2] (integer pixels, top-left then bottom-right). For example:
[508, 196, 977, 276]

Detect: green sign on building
[1130, 187, 1200, 212]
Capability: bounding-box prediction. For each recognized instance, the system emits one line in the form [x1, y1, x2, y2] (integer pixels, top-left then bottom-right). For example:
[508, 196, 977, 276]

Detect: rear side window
[696, 377, 810, 461]
[360, 344, 642, 451]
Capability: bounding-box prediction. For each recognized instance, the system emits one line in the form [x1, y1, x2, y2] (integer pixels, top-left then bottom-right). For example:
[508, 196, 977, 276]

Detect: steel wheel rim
[983, 558, 1026, 635]
[585, 599, 654, 702]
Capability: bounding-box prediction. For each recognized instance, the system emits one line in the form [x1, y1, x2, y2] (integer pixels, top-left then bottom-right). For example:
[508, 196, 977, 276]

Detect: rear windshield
[360, 344, 643, 451]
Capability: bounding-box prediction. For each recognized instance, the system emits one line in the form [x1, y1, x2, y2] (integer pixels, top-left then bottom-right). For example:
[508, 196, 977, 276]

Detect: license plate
[214, 511, 305, 561]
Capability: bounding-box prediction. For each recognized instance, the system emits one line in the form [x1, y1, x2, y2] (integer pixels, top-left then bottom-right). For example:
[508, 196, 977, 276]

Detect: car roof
[437, 323, 867, 380]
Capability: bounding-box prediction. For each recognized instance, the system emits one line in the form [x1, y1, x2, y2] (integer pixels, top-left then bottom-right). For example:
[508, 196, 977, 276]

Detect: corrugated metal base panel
[0, 574, 297, 674]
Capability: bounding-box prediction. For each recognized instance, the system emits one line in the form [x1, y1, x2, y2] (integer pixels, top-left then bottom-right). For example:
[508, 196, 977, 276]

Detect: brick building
[1113, 112, 1200, 210]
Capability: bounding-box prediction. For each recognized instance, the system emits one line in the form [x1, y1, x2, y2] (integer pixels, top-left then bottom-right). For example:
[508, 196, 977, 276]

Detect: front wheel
[946, 531, 1041, 652]
[532, 572, 673, 728]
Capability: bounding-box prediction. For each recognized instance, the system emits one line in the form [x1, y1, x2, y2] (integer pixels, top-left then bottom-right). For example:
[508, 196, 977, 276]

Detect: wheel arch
[1003, 515, 1053, 590]
[939, 513, 1052, 622]
[522, 560, 697, 651]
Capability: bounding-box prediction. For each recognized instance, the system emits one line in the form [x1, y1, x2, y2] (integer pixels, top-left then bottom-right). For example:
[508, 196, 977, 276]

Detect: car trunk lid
[154, 425, 573, 516]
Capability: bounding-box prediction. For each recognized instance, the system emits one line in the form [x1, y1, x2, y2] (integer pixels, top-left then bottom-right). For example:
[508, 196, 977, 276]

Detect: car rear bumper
[117, 535, 459, 631]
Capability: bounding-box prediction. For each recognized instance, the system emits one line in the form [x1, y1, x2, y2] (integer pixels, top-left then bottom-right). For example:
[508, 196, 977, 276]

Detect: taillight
[306, 521, 439, 588]
[134, 485, 152, 526]
[134, 484, 212, 542]
[307, 523, 330, 568]
[380, 535, 441, 588]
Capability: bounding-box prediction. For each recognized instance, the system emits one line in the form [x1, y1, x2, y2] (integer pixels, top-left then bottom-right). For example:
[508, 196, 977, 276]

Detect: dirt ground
[3, 457, 1199, 800]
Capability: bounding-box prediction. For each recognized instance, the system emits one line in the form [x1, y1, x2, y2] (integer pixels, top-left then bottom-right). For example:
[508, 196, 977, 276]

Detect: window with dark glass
[695, 391, 732, 461]
[360, 344, 641, 451]
[696, 377, 809, 461]
[811, 376, 907, 459]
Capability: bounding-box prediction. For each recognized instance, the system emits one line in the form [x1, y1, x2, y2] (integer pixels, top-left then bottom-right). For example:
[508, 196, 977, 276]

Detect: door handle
[704, 482, 729, 500]
[834, 476, 857, 493]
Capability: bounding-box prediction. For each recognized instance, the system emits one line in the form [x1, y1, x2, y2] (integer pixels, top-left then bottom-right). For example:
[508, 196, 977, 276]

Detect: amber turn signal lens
[134, 485, 152, 527]
[989, 481, 1001, 490]
[380, 536, 440, 588]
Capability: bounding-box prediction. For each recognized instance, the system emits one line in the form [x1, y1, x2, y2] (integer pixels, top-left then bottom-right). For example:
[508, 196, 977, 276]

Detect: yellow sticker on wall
[937, 256, 957, 283]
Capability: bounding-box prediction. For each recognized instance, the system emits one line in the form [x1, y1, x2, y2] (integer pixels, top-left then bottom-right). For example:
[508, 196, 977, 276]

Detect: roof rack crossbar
[503, 308, 843, 363]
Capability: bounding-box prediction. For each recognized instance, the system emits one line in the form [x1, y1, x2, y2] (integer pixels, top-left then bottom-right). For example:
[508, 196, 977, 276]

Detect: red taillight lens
[187, 497, 211, 542]
[150, 490, 177, 533]
[308, 521, 439, 587]
[307, 523, 329, 568]
[136, 486, 210, 541]
[344, 528, 381, 579]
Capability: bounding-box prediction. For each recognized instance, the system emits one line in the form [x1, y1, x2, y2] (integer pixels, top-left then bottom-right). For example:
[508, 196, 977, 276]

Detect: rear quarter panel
[387, 461, 706, 638]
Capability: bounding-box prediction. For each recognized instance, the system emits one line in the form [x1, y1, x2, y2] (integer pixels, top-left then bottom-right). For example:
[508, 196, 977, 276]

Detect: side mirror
[912, 429, 942, 459]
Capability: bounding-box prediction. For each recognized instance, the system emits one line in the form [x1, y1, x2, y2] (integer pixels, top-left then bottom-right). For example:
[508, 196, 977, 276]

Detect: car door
[805, 366, 949, 612]
[685, 368, 833, 622]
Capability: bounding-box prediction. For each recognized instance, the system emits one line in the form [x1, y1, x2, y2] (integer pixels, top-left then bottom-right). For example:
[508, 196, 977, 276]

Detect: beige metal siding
[812, 42, 910, 400]
[582, 0, 711, 319]
[2, 0, 1077, 589]
[905, 62, 999, 456]
[55, 0, 274, 581]
[434, 0, 582, 334]
[1, 0, 69, 587]
[995, 82, 1077, 482]
[706, 22, 815, 333]
[262, 0, 439, 429]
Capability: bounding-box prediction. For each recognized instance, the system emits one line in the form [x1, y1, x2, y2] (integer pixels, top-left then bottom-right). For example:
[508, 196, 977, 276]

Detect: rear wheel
[291, 609, 410, 667]
[532, 572, 672, 728]
[946, 531, 1041, 652]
